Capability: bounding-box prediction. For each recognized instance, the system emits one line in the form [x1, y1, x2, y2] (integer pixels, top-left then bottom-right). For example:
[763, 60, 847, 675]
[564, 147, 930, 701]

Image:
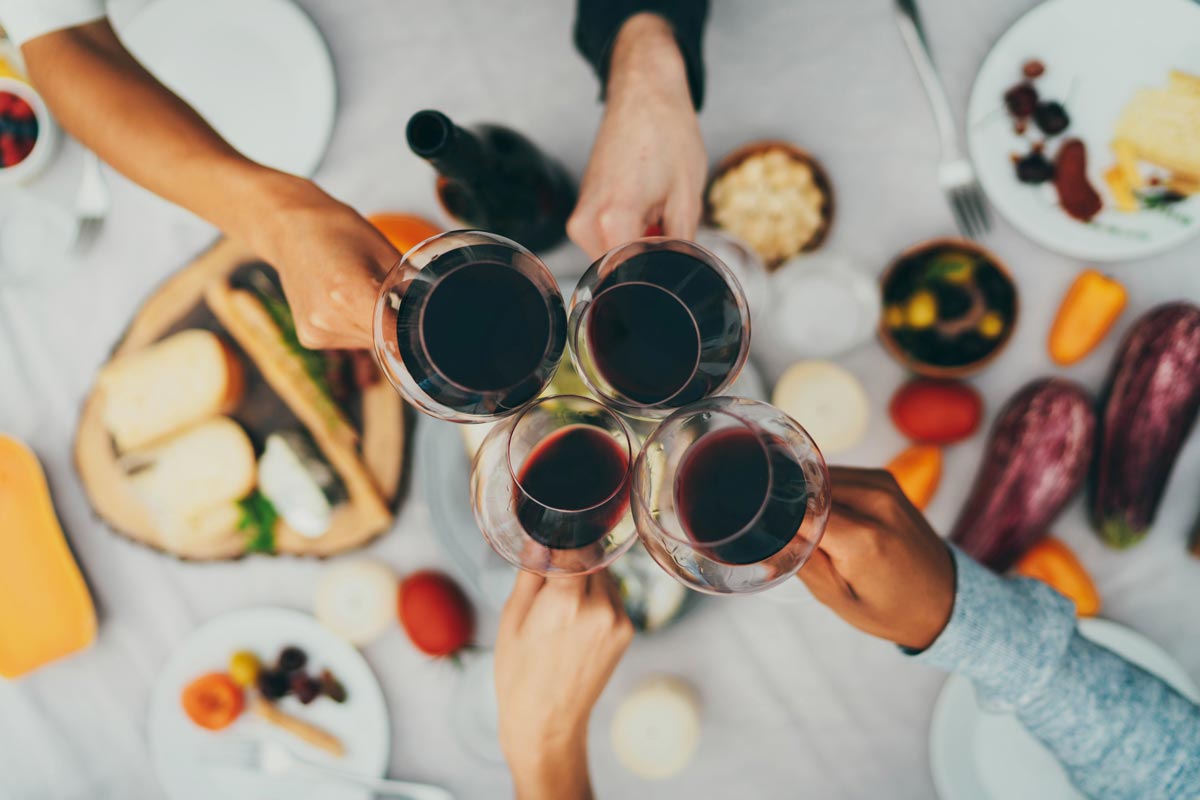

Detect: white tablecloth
[2, 1, 1199, 798]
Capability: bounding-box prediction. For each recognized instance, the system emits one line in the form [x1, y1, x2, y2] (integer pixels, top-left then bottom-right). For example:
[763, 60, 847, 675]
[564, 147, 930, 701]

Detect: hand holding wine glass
[247, 174, 401, 350]
[797, 467, 957, 651]
[567, 13, 706, 259]
[495, 570, 633, 800]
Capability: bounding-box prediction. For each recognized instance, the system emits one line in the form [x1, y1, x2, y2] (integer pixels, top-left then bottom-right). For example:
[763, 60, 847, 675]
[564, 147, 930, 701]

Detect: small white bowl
[0, 77, 58, 186]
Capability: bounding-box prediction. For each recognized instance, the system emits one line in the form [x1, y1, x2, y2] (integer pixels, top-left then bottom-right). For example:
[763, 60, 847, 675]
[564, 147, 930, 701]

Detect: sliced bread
[124, 416, 256, 546]
[99, 329, 244, 452]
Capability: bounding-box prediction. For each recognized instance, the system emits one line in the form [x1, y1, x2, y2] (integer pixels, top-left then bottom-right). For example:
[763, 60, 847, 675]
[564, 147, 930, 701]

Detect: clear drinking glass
[633, 397, 830, 594]
[568, 237, 751, 420]
[373, 230, 566, 422]
[471, 395, 638, 576]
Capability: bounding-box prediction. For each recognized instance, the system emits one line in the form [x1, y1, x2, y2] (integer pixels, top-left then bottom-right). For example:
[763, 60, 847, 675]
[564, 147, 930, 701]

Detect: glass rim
[636, 404, 781, 549]
[505, 394, 635, 516]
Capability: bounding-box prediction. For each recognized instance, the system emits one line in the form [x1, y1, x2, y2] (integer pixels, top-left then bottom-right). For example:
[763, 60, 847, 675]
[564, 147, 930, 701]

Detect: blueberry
[1033, 101, 1070, 136]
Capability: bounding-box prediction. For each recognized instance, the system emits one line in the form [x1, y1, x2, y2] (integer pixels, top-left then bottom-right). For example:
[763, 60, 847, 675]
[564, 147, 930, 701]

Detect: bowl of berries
[0, 77, 56, 185]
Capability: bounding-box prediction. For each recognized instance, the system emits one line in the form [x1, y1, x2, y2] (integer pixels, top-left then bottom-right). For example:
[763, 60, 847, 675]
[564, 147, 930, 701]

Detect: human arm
[17, 21, 397, 348]
[800, 467, 1200, 800]
[568, 5, 708, 258]
[494, 570, 634, 800]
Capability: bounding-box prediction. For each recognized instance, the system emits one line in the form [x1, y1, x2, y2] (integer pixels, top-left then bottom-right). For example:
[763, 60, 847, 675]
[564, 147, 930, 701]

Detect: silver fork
[894, 0, 991, 239]
[73, 151, 111, 253]
[217, 737, 455, 800]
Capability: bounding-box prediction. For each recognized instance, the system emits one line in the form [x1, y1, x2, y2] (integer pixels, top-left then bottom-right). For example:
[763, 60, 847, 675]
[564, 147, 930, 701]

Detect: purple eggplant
[950, 378, 1095, 571]
[1090, 302, 1200, 548]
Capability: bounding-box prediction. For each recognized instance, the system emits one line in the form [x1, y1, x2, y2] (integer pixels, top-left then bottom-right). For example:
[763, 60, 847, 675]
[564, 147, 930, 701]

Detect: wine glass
[568, 237, 751, 420]
[373, 230, 566, 423]
[633, 397, 830, 595]
[471, 395, 639, 576]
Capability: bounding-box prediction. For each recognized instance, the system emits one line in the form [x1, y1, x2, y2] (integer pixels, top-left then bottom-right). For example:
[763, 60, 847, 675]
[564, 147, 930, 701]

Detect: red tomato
[398, 571, 474, 657]
[889, 379, 983, 444]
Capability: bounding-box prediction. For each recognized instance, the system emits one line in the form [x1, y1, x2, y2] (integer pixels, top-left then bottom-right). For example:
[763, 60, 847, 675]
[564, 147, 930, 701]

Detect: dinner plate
[929, 617, 1200, 800]
[120, 0, 337, 177]
[147, 607, 390, 800]
[966, 0, 1200, 261]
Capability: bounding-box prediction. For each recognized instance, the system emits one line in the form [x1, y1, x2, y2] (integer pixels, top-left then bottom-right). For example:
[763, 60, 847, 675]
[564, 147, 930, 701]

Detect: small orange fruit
[368, 213, 443, 255]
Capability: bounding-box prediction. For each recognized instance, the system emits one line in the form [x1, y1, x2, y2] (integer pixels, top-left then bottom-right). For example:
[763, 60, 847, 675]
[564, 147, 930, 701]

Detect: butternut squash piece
[1014, 538, 1100, 617]
[0, 436, 96, 677]
[1048, 270, 1128, 366]
[885, 444, 942, 510]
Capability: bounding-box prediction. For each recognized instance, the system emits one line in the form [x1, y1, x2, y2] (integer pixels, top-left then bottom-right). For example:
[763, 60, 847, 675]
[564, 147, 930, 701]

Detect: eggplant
[1090, 303, 1200, 548]
[950, 378, 1095, 571]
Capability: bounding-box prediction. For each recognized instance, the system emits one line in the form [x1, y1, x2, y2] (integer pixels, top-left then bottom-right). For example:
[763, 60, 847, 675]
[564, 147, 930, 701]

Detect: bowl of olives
[879, 238, 1018, 377]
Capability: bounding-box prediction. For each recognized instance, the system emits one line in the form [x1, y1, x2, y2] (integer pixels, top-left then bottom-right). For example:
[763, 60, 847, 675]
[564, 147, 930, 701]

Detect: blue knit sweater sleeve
[912, 546, 1200, 799]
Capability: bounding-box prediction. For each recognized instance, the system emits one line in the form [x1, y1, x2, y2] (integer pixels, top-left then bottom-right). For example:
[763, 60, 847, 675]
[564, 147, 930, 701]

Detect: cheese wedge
[1114, 73, 1200, 179]
[99, 329, 243, 452]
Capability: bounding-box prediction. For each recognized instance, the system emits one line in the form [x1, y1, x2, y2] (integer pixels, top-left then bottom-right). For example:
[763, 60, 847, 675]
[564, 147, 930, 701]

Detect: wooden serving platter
[74, 239, 405, 560]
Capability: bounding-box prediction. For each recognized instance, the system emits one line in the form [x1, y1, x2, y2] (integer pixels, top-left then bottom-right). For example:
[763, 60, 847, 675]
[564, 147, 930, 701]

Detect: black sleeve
[574, 0, 709, 110]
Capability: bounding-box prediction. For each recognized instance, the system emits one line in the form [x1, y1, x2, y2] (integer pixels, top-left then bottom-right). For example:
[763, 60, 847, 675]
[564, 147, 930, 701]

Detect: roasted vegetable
[950, 378, 1095, 571]
[1048, 270, 1127, 366]
[1014, 538, 1100, 617]
[1090, 303, 1200, 548]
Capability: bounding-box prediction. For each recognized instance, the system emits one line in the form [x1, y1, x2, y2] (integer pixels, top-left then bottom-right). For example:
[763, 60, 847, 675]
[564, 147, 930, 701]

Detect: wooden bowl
[878, 237, 1019, 378]
[704, 139, 835, 270]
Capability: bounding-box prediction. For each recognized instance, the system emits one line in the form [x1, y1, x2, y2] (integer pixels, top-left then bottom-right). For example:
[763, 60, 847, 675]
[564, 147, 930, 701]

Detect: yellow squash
[0, 435, 97, 677]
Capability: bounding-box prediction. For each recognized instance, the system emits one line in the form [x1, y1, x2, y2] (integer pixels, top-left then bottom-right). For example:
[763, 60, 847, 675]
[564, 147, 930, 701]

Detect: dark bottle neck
[406, 109, 487, 183]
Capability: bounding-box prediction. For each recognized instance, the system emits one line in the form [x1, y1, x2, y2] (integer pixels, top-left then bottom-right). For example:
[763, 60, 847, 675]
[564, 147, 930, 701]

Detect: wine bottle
[406, 109, 576, 252]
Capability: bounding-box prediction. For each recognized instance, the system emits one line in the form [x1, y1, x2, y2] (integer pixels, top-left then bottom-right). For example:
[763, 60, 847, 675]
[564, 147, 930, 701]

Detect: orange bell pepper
[1014, 538, 1101, 617]
[1048, 270, 1127, 366]
[886, 444, 942, 510]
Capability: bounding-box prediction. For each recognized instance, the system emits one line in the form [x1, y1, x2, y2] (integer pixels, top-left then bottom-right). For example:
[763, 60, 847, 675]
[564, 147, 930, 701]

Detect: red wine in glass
[388, 237, 566, 419]
[573, 240, 750, 417]
[675, 427, 809, 565]
[516, 425, 630, 549]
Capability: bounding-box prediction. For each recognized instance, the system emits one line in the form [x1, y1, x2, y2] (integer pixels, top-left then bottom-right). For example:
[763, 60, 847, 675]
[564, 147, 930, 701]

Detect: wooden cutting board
[74, 238, 405, 559]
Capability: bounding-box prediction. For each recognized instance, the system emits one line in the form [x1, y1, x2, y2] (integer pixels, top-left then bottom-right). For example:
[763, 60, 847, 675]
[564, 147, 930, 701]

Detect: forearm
[21, 21, 295, 245]
[915, 547, 1200, 799]
[508, 736, 594, 800]
[574, 0, 708, 109]
[606, 13, 693, 109]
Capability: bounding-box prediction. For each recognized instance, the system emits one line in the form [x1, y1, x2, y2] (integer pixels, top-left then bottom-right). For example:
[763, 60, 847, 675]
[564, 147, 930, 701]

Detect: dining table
[2, 0, 1199, 798]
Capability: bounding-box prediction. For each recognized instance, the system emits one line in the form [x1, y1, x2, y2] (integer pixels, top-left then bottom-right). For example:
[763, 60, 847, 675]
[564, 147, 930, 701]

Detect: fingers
[499, 569, 546, 635]
[568, 203, 648, 261]
[796, 547, 855, 607]
[662, 188, 701, 242]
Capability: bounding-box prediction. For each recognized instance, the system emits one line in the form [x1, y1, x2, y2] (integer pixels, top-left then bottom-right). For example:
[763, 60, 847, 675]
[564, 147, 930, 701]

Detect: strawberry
[397, 570, 474, 658]
[0, 92, 13, 115]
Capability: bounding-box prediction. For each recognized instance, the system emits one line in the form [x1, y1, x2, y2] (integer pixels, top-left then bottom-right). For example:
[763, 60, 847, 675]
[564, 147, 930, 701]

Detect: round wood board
[74, 239, 405, 560]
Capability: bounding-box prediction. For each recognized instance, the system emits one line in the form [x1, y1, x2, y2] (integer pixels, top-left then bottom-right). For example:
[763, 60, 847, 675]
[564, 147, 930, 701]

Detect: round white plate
[147, 608, 390, 800]
[120, 0, 337, 177]
[966, 0, 1200, 261]
[929, 617, 1200, 800]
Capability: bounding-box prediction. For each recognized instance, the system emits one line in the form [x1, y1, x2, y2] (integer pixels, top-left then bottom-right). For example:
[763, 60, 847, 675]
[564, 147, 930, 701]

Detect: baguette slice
[124, 417, 256, 548]
[99, 329, 243, 452]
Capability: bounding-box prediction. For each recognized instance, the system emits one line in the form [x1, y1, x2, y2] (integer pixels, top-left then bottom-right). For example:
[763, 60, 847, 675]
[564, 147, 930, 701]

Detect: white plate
[120, 0, 337, 177]
[147, 607, 390, 800]
[966, 0, 1200, 261]
[929, 617, 1200, 800]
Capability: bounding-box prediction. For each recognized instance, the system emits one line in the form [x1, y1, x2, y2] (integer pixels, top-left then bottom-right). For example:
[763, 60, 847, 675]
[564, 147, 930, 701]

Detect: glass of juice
[471, 395, 638, 576]
[633, 397, 830, 594]
[373, 230, 567, 422]
[568, 238, 751, 420]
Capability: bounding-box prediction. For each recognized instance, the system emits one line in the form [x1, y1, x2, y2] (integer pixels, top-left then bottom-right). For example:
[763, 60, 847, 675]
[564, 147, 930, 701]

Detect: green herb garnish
[256, 291, 334, 398]
[237, 491, 279, 554]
